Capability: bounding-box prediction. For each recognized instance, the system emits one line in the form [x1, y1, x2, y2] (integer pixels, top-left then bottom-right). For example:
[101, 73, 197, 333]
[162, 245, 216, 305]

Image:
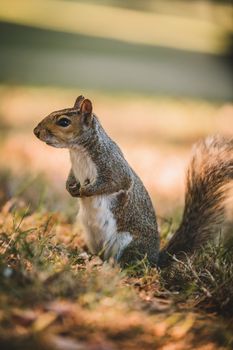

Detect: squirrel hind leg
[119, 239, 159, 268]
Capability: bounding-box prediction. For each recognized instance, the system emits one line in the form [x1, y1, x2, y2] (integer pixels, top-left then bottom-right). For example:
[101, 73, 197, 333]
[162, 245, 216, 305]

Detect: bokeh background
[0, 0, 232, 218]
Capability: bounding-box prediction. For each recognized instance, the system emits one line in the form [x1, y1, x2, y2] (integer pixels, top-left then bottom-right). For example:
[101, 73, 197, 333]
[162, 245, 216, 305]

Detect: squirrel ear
[74, 95, 85, 108]
[80, 99, 92, 115]
[80, 99, 93, 125]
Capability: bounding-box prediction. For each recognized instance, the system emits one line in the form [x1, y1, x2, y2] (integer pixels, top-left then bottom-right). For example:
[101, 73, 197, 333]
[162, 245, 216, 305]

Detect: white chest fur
[70, 147, 97, 186]
[69, 147, 132, 261]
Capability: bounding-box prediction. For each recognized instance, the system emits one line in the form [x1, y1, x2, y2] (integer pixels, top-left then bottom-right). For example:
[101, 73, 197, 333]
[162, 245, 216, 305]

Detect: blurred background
[0, 0, 232, 218]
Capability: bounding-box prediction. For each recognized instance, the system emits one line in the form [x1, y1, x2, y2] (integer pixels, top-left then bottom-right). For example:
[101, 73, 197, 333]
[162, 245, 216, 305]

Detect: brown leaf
[32, 312, 57, 332]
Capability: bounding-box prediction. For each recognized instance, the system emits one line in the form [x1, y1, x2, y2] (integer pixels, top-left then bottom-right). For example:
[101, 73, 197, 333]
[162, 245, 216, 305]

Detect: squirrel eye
[56, 117, 71, 127]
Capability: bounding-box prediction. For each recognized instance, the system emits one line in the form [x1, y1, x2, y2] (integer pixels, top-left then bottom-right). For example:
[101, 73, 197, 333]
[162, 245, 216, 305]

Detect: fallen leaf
[32, 312, 57, 332]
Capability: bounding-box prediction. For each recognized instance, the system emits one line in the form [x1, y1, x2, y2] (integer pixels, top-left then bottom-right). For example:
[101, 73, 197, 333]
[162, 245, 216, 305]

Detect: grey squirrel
[34, 96, 233, 268]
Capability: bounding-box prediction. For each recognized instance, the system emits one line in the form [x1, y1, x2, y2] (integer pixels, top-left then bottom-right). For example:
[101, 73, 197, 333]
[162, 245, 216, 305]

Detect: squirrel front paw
[66, 181, 81, 197]
[79, 184, 92, 197]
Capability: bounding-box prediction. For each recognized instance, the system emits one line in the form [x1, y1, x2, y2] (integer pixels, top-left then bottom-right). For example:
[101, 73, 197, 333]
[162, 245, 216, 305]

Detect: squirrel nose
[33, 126, 40, 138]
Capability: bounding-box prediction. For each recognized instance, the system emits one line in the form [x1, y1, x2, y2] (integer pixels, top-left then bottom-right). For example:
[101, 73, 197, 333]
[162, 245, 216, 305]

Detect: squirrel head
[33, 96, 94, 148]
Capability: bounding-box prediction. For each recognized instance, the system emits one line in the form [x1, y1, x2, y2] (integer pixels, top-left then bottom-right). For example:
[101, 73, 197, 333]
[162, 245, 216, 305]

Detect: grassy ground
[0, 172, 233, 350]
[0, 86, 233, 349]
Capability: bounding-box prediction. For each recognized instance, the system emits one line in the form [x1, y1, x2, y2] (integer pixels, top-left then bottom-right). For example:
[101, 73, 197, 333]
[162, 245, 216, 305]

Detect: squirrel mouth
[45, 140, 65, 148]
[44, 134, 57, 146]
[46, 140, 58, 147]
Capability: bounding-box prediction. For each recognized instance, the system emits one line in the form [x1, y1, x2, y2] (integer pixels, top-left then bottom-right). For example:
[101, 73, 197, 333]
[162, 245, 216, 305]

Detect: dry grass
[0, 192, 232, 349]
[161, 242, 233, 316]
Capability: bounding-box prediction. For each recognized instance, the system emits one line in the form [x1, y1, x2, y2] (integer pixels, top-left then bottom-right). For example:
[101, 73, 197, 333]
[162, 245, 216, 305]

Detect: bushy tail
[158, 135, 233, 268]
